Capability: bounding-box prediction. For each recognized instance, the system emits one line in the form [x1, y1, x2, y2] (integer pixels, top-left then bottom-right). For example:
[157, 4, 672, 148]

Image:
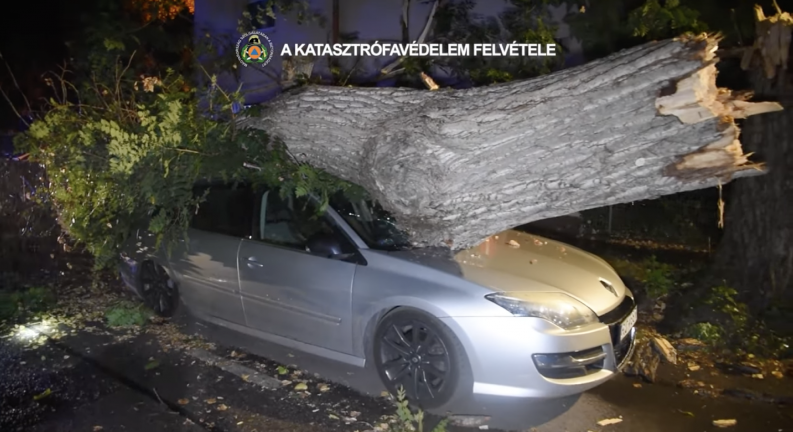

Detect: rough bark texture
[241, 35, 781, 249]
[714, 23, 793, 317]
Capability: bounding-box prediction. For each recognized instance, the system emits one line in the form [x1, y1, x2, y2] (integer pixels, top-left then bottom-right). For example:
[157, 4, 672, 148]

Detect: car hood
[452, 230, 626, 315]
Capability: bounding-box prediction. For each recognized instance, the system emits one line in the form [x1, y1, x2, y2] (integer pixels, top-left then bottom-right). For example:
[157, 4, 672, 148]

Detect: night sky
[0, 0, 75, 130]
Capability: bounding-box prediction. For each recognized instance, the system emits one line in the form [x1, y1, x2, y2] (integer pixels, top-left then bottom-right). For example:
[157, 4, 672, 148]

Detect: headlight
[485, 292, 598, 330]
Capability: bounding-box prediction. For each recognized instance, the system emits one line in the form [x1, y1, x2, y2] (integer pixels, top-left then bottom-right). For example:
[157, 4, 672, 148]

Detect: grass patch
[105, 301, 152, 327]
[607, 255, 675, 299]
[0, 285, 56, 322]
[684, 284, 792, 358]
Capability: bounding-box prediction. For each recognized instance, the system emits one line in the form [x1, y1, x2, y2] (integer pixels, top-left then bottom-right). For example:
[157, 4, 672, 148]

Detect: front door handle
[245, 256, 264, 268]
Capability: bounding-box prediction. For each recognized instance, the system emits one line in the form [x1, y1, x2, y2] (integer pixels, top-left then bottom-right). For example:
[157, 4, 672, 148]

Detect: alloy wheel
[377, 319, 452, 403]
[139, 261, 177, 317]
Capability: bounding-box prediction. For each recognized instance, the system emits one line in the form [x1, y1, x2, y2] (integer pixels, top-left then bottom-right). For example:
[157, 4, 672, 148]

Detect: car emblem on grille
[599, 279, 618, 297]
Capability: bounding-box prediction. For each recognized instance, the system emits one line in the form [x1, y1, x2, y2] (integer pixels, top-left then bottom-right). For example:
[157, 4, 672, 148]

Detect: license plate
[619, 307, 638, 341]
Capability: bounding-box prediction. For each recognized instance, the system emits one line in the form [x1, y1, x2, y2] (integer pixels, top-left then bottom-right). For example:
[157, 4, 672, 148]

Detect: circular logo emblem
[236, 31, 274, 67]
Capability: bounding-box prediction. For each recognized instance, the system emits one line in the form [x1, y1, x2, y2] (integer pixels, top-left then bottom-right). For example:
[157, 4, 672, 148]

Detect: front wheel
[138, 260, 179, 317]
[372, 308, 471, 409]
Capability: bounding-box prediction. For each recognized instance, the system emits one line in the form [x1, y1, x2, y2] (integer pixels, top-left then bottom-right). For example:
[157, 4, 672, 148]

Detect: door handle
[245, 256, 264, 268]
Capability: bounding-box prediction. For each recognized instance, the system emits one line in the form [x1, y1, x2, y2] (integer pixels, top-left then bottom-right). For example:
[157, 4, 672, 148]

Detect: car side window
[254, 189, 351, 253]
[190, 184, 252, 237]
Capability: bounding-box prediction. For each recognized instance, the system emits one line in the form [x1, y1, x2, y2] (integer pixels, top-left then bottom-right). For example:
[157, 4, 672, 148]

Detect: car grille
[598, 295, 635, 327]
[599, 295, 637, 368]
[614, 329, 635, 368]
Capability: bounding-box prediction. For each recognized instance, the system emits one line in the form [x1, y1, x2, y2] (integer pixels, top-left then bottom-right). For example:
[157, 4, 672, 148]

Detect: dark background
[0, 0, 76, 130]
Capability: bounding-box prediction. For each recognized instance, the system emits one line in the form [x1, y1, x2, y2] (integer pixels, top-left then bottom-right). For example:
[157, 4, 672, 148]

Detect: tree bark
[712, 6, 793, 315]
[240, 35, 781, 250]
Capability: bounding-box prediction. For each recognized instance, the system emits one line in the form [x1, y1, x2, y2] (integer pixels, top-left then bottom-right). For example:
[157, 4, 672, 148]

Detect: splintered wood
[657, 35, 783, 181]
[741, 3, 793, 79]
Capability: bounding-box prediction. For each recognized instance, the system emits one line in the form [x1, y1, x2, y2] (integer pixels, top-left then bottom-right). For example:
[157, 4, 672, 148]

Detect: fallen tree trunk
[240, 34, 782, 250]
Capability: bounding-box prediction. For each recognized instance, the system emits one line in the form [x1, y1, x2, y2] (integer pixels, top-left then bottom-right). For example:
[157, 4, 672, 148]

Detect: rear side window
[190, 184, 252, 237]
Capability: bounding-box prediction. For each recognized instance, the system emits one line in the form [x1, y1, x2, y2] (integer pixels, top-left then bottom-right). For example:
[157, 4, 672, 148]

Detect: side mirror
[305, 233, 352, 258]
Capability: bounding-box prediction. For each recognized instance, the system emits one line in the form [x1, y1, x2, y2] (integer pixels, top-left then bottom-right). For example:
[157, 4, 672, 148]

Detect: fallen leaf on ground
[350, 411, 361, 417]
[241, 374, 250, 382]
[633, 383, 642, 388]
[597, 418, 623, 426]
[276, 366, 289, 375]
[93, 426, 103, 431]
[145, 360, 160, 370]
[294, 382, 308, 391]
[713, 419, 737, 428]
[772, 370, 784, 379]
[751, 373, 764, 379]
[205, 398, 217, 405]
[508, 240, 520, 247]
[329, 414, 339, 420]
[317, 383, 330, 392]
[177, 399, 189, 405]
[217, 404, 228, 411]
[33, 388, 52, 401]
[677, 410, 694, 417]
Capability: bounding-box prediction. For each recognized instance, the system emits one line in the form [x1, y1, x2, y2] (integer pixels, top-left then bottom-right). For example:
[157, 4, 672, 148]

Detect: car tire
[372, 308, 472, 409]
[138, 260, 179, 317]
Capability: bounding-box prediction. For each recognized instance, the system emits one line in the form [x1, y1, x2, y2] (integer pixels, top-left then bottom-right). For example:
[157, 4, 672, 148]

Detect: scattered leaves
[217, 404, 228, 411]
[294, 382, 308, 391]
[205, 398, 217, 405]
[677, 410, 694, 417]
[145, 360, 160, 370]
[276, 365, 289, 375]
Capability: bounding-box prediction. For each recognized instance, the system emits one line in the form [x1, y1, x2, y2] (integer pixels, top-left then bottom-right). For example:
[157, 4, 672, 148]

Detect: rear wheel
[138, 261, 179, 317]
[372, 308, 471, 409]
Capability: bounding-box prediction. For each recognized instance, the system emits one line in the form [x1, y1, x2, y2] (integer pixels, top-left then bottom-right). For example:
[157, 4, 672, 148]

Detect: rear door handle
[245, 256, 264, 268]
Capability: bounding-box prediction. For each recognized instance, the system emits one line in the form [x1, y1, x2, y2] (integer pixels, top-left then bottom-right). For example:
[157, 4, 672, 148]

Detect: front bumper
[441, 297, 637, 398]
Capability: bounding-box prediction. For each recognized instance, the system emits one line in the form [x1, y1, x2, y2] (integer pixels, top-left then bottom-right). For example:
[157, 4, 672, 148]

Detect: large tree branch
[239, 34, 782, 250]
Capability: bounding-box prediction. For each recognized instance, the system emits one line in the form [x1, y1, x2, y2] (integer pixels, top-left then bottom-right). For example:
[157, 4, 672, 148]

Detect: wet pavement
[1, 310, 791, 432]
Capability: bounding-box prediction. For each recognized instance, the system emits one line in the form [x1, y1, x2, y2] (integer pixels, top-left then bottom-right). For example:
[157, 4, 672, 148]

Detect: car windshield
[329, 191, 412, 251]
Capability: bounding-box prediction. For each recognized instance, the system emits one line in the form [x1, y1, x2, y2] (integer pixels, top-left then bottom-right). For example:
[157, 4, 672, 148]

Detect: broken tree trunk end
[241, 34, 782, 249]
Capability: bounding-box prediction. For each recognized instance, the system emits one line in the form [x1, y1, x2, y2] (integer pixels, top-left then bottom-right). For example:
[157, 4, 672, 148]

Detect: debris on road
[678, 379, 706, 389]
[652, 337, 677, 364]
[712, 419, 737, 428]
[624, 340, 660, 382]
[596, 417, 623, 426]
[675, 338, 706, 351]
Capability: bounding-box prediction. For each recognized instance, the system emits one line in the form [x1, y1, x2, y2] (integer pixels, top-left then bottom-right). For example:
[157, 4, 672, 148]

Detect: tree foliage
[7, 0, 786, 269]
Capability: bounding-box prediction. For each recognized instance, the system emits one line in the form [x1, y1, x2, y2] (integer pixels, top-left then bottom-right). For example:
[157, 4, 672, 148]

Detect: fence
[523, 189, 725, 253]
[581, 189, 724, 250]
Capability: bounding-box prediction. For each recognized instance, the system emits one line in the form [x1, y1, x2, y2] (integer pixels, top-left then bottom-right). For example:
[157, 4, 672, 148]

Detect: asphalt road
[1, 312, 791, 432]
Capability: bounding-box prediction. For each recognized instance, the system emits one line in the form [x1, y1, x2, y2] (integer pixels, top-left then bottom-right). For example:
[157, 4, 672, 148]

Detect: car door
[238, 188, 358, 354]
[169, 183, 250, 325]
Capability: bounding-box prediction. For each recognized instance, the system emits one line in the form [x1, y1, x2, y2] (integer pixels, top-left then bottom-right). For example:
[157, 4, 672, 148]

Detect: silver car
[119, 182, 637, 409]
